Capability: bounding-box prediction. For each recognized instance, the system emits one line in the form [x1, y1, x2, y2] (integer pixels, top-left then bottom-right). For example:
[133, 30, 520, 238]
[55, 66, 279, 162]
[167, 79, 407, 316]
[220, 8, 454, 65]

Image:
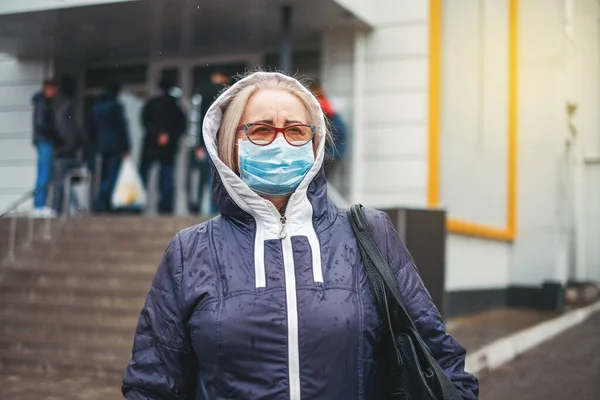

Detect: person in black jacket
[91, 82, 131, 212]
[187, 70, 230, 215]
[31, 79, 58, 218]
[140, 77, 186, 214]
[51, 75, 86, 215]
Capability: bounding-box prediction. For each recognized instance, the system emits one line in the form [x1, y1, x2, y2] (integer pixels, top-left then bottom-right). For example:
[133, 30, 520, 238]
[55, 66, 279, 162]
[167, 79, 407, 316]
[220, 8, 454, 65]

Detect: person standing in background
[139, 77, 186, 215]
[91, 82, 131, 213]
[187, 70, 230, 215]
[31, 79, 59, 218]
[51, 75, 86, 216]
[310, 83, 347, 181]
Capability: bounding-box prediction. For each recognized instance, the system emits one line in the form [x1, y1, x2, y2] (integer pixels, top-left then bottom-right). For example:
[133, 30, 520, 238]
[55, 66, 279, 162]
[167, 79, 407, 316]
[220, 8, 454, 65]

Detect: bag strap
[347, 204, 464, 400]
[347, 204, 414, 329]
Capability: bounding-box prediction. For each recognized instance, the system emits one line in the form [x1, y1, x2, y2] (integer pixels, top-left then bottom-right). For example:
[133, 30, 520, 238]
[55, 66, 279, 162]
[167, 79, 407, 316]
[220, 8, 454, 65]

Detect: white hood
[202, 72, 327, 288]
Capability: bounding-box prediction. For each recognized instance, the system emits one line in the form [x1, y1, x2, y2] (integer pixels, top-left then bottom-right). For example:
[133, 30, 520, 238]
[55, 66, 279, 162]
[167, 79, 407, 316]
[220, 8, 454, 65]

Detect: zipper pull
[279, 216, 287, 239]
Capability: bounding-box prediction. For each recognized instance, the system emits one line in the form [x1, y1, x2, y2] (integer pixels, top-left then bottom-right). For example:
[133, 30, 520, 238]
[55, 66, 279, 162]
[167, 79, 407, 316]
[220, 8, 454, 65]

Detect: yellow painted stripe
[447, 219, 514, 242]
[430, 0, 519, 242]
[427, 0, 442, 208]
[507, 0, 519, 237]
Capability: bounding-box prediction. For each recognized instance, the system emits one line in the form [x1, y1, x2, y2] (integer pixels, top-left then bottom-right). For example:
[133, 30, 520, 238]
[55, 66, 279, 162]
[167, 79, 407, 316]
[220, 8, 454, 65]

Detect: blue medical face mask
[238, 136, 315, 197]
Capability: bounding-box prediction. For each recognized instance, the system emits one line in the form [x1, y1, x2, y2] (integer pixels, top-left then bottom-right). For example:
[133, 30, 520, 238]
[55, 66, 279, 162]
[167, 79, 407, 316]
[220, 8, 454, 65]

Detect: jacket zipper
[279, 215, 287, 238]
[268, 195, 301, 400]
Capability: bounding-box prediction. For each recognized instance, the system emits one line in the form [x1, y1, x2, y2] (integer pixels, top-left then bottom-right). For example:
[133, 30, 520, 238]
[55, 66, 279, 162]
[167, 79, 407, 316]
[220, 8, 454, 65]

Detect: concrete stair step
[0, 267, 155, 290]
[60, 217, 202, 232]
[0, 291, 143, 316]
[0, 285, 148, 309]
[0, 328, 133, 357]
[0, 345, 127, 377]
[25, 248, 163, 264]
[0, 275, 151, 296]
[1, 262, 158, 278]
[48, 234, 174, 248]
[7, 259, 159, 273]
[0, 306, 140, 334]
[0, 216, 203, 378]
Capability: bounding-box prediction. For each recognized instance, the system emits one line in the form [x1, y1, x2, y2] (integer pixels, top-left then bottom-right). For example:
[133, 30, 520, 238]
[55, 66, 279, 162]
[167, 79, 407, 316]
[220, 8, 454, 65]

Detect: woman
[122, 72, 479, 399]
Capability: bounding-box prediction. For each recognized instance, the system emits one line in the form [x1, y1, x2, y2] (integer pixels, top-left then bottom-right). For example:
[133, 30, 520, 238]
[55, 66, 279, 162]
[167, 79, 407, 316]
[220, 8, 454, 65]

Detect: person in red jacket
[311, 83, 348, 182]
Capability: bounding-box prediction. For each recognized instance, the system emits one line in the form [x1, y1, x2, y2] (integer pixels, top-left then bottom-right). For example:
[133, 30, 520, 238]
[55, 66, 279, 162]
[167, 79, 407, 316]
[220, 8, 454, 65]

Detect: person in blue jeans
[91, 83, 131, 213]
[187, 144, 217, 215]
[31, 79, 59, 218]
[140, 77, 186, 214]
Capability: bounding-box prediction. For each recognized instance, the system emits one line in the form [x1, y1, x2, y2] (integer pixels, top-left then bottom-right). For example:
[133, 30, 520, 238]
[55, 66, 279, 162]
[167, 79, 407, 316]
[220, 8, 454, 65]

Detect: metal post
[63, 175, 71, 218]
[8, 208, 18, 264]
[92, 154, 103, 209]
[44, 186, 53, 240]
[26, 214, 35, 247]
[280, 5, 293, 73]
[43, 216, 52, 241]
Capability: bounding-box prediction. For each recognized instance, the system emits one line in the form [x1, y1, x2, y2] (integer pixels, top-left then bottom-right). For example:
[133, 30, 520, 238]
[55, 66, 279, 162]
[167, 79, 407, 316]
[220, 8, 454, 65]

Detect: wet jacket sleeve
[375, 212, 480, 399]
[122, 233, 196, 399]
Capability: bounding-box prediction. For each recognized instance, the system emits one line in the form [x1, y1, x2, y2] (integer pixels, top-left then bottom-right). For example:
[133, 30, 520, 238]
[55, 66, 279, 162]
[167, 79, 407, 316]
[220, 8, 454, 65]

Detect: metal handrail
[0, 190, 34, 219]
[0, 187, 53, 264]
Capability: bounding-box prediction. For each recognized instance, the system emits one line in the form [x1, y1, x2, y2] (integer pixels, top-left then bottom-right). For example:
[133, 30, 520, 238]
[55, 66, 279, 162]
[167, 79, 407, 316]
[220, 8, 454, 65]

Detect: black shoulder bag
[347, 204, 463, 400]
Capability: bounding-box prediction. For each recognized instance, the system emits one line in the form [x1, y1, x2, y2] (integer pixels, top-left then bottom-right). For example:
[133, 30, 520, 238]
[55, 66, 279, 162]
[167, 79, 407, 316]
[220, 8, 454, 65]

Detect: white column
[350, 30, 367, 204]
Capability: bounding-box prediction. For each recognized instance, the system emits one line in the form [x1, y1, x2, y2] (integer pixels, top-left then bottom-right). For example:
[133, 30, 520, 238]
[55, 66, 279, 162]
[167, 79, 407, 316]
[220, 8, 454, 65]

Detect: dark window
[160, 68, 180, 88]
[191, 63, 247, 94]
[263, 50, 321, 74]
[84, 65, 148, 88]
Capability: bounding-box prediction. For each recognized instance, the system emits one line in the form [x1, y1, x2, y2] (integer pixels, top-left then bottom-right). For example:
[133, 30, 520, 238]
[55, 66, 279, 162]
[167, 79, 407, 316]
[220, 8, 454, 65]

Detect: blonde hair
[218, 72, 328, 171]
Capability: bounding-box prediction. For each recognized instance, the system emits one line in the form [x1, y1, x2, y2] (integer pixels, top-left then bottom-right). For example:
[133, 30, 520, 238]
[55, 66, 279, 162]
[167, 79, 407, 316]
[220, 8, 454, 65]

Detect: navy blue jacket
[92, 92, 130, 156]
[53, 95, 86, 159]
[32, 92, 57, 144]
[122, 72, 479, 400]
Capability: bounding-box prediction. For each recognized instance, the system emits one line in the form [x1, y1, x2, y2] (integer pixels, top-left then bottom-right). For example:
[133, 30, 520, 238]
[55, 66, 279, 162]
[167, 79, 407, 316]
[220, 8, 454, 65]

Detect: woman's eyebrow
[253, 119, 304, 125]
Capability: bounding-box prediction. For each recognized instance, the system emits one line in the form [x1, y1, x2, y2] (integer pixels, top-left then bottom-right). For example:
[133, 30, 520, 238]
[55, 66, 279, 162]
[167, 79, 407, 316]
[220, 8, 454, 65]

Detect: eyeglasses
[238, 122, 316, 146]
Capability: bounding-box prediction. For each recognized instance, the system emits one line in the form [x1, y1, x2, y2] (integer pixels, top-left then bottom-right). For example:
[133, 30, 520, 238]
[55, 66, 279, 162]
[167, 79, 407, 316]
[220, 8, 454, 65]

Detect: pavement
[0, 374, 121, 400]
[446, 307, 560, 351]
[480, 311, 600, 399]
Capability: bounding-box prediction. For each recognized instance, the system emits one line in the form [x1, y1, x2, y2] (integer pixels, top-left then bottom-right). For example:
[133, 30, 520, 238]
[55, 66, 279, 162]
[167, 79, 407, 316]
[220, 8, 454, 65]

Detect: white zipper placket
[268, 194, 302, 400]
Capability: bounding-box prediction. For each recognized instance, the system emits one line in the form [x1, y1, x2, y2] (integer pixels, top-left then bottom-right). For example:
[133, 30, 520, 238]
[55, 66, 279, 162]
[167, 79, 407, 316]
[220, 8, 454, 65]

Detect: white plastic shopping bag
[111, 157, 147, 210]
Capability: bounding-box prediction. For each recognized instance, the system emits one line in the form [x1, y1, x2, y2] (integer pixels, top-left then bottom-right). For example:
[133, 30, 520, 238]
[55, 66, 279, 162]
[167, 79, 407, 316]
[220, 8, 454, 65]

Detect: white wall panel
[365, 25, 428, 60]
[365, 59, 428, 92]
[364, 126, 427, 158]
[0, 85, 38, 108]
[446, 234, 511, 291]
[363, 92, 427, 126]
[0, 111, 32, 136]
[0, 57, 43, 212]
[362, 158, 426, 192]
[373, 0, 428, 25]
